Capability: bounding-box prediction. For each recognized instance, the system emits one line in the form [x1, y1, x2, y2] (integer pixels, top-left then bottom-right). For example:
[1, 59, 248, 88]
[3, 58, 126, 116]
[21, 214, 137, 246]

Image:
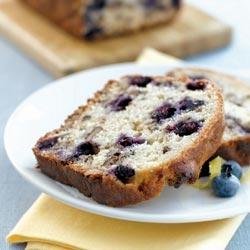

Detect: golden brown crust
[35, 153, 165, 206]
[216, 137, 250, 166]
[33, 75, 224, 207]
[20, 0, 85, 36]
[167, 67, 250, 166]
[165, 113, 225, 186]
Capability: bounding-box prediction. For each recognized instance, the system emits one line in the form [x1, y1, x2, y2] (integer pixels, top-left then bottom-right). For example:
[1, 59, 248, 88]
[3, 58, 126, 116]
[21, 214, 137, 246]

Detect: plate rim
[4, 62, 250, 223]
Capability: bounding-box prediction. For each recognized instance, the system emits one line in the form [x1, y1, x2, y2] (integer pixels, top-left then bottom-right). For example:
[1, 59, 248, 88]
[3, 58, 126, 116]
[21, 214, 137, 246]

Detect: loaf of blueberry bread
[21, 0, 181, 39]
[33, 75, 224, 206]
[167, 68, 250, 165]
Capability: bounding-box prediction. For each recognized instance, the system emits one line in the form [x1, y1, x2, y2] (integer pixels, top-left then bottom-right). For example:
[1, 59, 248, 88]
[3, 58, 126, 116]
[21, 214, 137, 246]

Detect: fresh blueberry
[151, 102, 176, 123]
[117, 134, 145, 147]
[186, 79, 207, 91]
[212, 171, 240, 198]
[113, 165, 135, 183]
[71, 141, 99, 159]
[167, 120, 202, 136]
[109, 94, 132, 111]
[221, 160, 242, 180]
[127, 76, 152, 87]
[37, 136, 58, 150]
[177, 98, 204, 112]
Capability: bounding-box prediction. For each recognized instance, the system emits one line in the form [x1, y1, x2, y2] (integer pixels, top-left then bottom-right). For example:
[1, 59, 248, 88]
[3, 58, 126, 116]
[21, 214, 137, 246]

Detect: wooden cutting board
[0, 0, 232, 77]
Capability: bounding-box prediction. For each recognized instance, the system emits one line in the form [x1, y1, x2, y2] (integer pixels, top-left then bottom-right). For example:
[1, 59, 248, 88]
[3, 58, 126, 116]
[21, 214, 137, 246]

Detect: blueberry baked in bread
[33, 75, 224, 206]
[21, 0, 181, 39]
[167, 68, 250, 165]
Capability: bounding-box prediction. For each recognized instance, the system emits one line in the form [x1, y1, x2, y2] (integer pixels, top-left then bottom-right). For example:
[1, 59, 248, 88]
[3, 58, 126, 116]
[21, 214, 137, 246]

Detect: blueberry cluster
[186, 78, 207, 91]
[70, 141, 100, 159]
[112, 165, 135, 183]
[151, 102, 176, 123]
[84, 0, 106, 39]
[37, 136, 58, 150]
[172, 0, 181, 9]
[127, 75, 153, 87]
[117, 134, 145, 147]
[151, 98, 205, 133]
[177, 97, 204, 112]
[166, 119, 203, 136]
[109, 94, 132, 111]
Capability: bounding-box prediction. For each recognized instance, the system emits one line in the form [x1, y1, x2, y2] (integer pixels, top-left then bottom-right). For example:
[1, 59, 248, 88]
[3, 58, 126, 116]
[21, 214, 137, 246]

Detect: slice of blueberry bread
[33, 75, 224, 206]
[167, 68, 250, 165]
[21, 0, 181, 40]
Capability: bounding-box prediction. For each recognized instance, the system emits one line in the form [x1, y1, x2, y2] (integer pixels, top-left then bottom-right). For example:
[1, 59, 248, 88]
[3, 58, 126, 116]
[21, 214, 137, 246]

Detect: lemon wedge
[192, 156, 225, 189]
[209, 156, 225, 179]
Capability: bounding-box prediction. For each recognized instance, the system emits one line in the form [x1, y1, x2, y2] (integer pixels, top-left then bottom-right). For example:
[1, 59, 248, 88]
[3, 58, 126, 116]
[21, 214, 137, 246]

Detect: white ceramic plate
[4, 63, 250, 223]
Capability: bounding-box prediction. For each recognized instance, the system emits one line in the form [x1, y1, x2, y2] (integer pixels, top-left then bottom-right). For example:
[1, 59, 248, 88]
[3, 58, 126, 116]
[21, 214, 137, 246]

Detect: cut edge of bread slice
[33, 75, 224, 206]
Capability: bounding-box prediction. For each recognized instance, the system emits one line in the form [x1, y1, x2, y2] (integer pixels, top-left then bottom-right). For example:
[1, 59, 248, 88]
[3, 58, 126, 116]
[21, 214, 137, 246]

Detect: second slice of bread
[33, 75, 224, 206]
[167, 68, 250, 165]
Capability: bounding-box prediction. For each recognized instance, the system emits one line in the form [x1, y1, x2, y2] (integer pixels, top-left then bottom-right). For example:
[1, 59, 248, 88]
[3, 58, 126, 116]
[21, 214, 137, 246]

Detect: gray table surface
[1, 0, 250, 249]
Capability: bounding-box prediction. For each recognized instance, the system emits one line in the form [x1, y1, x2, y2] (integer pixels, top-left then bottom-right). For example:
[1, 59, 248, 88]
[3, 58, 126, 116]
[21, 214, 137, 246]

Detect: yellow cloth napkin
[7, 194, 246, 250]
[7, 48, 249, 250]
